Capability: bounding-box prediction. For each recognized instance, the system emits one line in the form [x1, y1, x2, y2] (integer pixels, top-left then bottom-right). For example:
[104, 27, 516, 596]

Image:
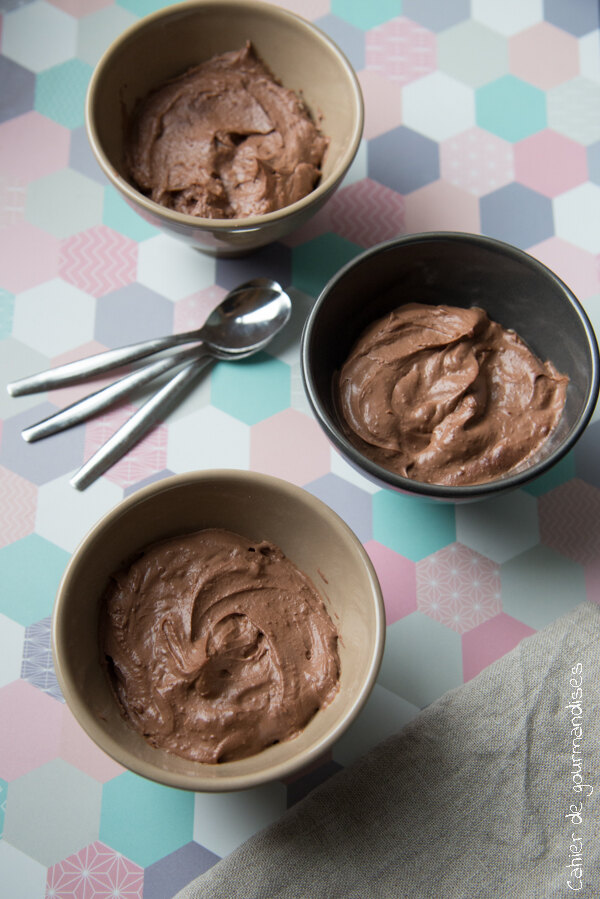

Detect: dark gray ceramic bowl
[301, 232, 599, 502]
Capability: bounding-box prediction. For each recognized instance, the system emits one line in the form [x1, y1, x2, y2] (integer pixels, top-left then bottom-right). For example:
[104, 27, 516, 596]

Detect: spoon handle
[22, 345, 208, 442]
[7, 332, 197, 396]
[71, 358, 209, 491]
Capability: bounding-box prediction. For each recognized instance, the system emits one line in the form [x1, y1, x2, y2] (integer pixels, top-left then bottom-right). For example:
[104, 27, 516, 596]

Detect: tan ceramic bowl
[85, 0, 363, 256]
[52, 471, 385, 791]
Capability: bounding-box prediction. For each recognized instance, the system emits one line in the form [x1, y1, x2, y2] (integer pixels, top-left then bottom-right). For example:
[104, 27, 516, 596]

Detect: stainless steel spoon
[69, 292, 292, 490]
[7, 277, 286, 396]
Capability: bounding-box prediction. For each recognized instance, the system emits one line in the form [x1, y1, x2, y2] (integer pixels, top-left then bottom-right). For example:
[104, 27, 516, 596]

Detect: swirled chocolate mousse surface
[100, 528, 340, 763]
[337, 303, 569, 487]
[125, 42, 329, 219]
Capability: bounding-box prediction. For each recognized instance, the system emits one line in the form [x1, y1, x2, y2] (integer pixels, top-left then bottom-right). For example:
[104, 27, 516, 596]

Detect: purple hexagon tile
[364, 540, 417, 625]
[509, 22, 579, 89]
[59, 225, 138, 298]
[440, 127, 514, 196]
[404, 179, 480, 234]
[250, 408, 331, 487]
[543, 0, 599, 37]
[366, 16, 436, 85]
[0, 56, 36, 125]
[95, 282, 174, 349]
[480, 182, 553, 248]
[539, 478, 600, 566]
[357, 69, 403, 139]
[416, 542, 501, 634]
[21, 616, 63, 701]
[368, 125, 440, 194]
[314, 14, 365, 71]
[143, 841, 220, 899]
[462, 613, 535, 681]
[46, 841, 143, 897]
[84, 405, 168, 489]
[304, 473, 373, 543]
[0, 679, 62, 781]
[0, 466, 37, 547]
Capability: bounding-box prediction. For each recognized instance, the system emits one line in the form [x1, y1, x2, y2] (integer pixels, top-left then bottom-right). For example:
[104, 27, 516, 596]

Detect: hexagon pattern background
[1, 1, 599, 896]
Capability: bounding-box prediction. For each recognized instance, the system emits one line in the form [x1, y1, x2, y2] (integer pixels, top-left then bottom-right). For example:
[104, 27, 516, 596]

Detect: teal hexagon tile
[0, 289, 15, 339]
[211, 353, 290, 426]
[0, 614, 25, 688]
[0, 339, 50, 419]
[372, 489, 456, 561]
[167, 405, 250, 472]
[377, 611, 464, 707]
[3, 758, 101, 866]
[0, 534, 69, 626]
[437, 20, 509, 89]
[476, 75, 547, 142]
[522, 452, 576, 496]
[455, 490, 539, 564]
[330, 0, 399, 29]
[34, 58, 93, 130]
[100, 771, 194, 868]
[193, 781, 287, 857]
[291, 233, 362, 299]
[26, 169, 103, 240]
[0, 841, 47, 898]
[117, 0, 173, 15]
[76, 4, 138, 66]
[500, 544, 586, 629]
[2, 1, 77, 73]
[331, 683, 419, 768]
[0, 778, 6, 836]
[103, 185, 158, 242]
[36, 472, 123, 553]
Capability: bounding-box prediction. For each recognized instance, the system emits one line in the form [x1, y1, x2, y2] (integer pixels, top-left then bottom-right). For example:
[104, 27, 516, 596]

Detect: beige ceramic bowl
[52, 470, 385, 791]
[85, 0, 363, 256]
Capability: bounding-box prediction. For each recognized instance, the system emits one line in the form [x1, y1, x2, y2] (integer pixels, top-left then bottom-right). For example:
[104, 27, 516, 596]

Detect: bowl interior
[53, 472, 384, 791]
[302, 233, 599, 497]
[88, 0, 361, 220]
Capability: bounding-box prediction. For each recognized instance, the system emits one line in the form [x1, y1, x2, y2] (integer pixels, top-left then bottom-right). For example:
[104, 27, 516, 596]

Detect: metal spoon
[69, 293, 291, 491]
[7, 277, 286, 396]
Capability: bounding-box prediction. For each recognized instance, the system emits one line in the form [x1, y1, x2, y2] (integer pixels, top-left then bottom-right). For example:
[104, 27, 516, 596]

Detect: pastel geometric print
[46, 841, 144, 898]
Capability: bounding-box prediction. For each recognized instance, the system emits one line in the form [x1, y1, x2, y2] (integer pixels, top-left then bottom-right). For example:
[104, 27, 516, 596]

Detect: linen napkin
[175, 603, 600, 899]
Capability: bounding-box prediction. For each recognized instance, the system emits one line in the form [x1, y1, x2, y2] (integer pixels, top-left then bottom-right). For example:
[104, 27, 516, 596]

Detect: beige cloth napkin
[175, 603, 600, 899]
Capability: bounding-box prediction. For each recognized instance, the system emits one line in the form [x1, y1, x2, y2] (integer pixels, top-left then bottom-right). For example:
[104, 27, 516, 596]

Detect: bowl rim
[301, 231, 600, 501]
[52, 469, 386, 791]
[84, 0, 364, 233]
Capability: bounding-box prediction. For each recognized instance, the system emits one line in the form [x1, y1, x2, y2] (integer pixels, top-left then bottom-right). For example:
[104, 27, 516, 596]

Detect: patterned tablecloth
[1, 1, 599, 896]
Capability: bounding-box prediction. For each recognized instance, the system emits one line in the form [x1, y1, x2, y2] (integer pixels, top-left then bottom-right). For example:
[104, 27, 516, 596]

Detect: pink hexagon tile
[357, 69, 403, 139]
[83, 406, 168, 489]
[325, 177, 406, 247]
[0, 222, 59, 293]
[0, 112, 70, 181]
[60, 706, 125, 783]
[403, 179, 480, 233]
[366, 17, 436, 86]
[528, 237, 600, 300]
[539, 478, 600, 566]
[440, 127, 514, 196]
[462, 613, 536, 682]
[0, 466, 37, 548]
[59, 225, 138, 298]
[0, 679, 62, 781]
[364, 540, 417, 625]
[46, 841, 144, 898]
[250, 408, 331, 486]
[0, 174, 26, 229]
[173, 284, 228, 333]
[509, 23, 579, 90]
[514, 130, 588, 197]
[416, 542, 501, 634]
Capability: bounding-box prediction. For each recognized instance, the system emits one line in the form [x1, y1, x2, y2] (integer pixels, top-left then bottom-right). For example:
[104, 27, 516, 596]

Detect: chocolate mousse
[100, 528, 340, 763]
[337, 303, 569, 486]
[125, 42, 329, 219]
